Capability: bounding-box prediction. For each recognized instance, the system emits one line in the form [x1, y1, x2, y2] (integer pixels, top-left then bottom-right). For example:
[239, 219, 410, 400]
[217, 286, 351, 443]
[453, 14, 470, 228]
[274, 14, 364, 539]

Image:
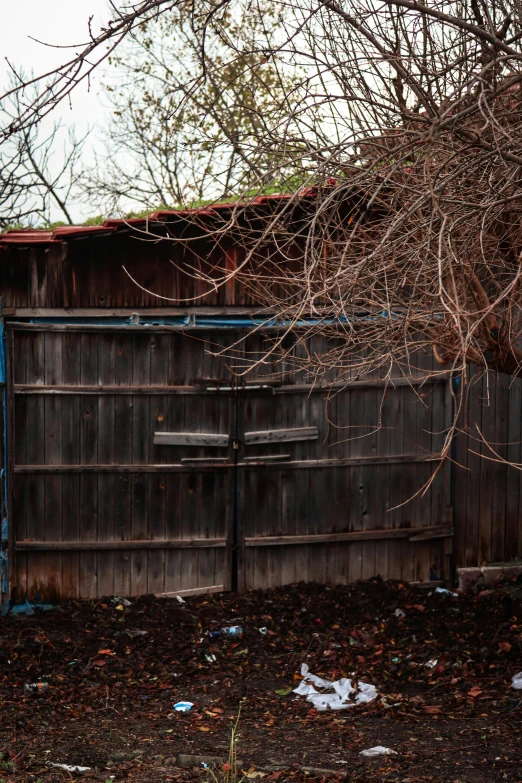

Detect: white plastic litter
[293, 664, 377, 711]
[175, 595, 186, 604]
[360, 746, 397, 758]
[435, 587, 458, 597]
[512, 672, 522, 689]
[51, 763, 91, 772]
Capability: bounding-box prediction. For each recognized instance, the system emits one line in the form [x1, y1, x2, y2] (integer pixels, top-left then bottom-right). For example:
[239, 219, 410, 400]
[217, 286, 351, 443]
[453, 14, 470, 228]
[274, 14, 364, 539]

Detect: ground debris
[1, 579, 522, 781]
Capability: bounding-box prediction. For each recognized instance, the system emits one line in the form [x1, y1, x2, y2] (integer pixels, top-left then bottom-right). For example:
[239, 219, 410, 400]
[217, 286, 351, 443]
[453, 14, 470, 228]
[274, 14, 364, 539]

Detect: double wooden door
[9, 324, 452, 600]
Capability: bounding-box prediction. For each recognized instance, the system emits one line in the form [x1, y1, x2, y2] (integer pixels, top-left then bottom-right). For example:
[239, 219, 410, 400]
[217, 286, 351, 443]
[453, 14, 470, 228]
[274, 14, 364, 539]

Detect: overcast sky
[0, 1, 116, 221]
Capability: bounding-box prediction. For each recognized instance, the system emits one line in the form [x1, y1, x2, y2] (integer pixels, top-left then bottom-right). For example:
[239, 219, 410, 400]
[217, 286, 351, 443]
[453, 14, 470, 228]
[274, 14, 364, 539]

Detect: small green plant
[0, 753, 14, 772]
[206, 707, 243, 783]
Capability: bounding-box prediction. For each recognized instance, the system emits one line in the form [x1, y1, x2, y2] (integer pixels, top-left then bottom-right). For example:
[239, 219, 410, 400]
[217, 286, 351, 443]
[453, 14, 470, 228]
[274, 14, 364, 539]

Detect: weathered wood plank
[155, 584, 224, 598]
[147, 334, 170, 595]
[22, 330, 46, 598]
[16, 538, 227, 551]
[13, 454, 442, 472]
[244, 525, 453, 546]
[97, 334, 116, 597]
[61, 332, 81, 598]
[14, 376, 446, 394]
[244, 426, 318, 445]
[79, 333, 99, 598]
[43, 332, 64, 600]
[154, 432, 229, 447]
[113, 334, 134, 596]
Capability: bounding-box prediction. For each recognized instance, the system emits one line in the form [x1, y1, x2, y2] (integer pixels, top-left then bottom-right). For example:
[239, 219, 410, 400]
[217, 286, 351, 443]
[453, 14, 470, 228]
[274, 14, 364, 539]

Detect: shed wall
[1, 236, 522, 599]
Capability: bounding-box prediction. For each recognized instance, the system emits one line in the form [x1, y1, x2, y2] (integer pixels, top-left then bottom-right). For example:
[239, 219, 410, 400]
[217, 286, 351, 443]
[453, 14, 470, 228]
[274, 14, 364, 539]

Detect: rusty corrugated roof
[0, 191, 313, 247]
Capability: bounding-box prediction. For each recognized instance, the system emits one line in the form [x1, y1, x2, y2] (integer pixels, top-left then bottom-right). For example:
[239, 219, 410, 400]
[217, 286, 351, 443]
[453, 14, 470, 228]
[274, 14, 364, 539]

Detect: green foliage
[81, 215, 106, 226]
[0, 753, 14, 772]
[41, 220, 68, 230]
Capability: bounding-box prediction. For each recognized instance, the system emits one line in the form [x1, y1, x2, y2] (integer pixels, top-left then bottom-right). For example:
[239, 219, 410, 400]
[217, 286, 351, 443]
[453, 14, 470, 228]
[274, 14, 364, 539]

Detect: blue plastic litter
[173, 701, 193, 712]
[1, 598, 55, 616]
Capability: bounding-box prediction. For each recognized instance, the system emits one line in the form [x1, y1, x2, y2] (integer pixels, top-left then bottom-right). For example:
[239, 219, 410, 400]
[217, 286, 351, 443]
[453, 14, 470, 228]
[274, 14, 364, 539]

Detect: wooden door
[9, 325, 236, 600]
[8, 323, 452, 600]
[236, 344, 453, 589]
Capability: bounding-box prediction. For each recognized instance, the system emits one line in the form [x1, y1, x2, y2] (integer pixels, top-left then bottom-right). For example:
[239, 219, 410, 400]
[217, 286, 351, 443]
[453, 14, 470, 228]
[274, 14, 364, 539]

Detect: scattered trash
[220, 626, 243, 636]
[208, 625, 243, 638]
[391, 657, 400, 663]
[173, 701, 194, 712]
[111, 597, 131, 607]
[425, 658, 438, 669]
[360, 746, 397, 758]
[258, 627, 268, 635]
[175, 595, 186, 604]
[435, 587, 458, 597]
[293, 663, 377, 711]
[205, 653, 217, 663]
[394, 608, 405, 618]
[124, 629, 148, 638]
[24, 682, 49, 695]
[1, 599, 54, 616]
[511, 672, 522, 689]
[50, 763, 91, 772]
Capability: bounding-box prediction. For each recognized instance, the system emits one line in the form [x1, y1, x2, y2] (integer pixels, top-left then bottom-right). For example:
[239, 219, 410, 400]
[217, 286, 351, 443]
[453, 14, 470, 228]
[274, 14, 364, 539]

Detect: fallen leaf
[198, 726, 211, 732]
[94, 659, 107, 667]
[97, 649, 114, 655]
[498, 642, 512, 653]
[275, 686, 293, 696]
[468, 687, 483, 698]
[423, 705, 442, 714]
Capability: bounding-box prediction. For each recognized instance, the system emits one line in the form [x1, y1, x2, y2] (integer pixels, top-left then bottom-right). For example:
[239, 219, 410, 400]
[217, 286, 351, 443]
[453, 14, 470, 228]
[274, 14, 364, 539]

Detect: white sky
[0, 1, 116, 222]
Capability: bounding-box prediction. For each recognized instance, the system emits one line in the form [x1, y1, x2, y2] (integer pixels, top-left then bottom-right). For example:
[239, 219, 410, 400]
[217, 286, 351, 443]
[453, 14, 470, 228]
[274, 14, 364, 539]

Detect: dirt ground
[1, 579, 522, 783]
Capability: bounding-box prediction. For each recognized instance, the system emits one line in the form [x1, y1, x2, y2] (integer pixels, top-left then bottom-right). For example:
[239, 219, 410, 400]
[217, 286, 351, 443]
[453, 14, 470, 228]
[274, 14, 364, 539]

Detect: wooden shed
[0, 198, 521, 601]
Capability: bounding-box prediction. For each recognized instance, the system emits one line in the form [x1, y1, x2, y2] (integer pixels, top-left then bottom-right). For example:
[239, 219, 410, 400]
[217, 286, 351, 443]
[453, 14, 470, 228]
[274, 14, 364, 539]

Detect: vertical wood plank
[97, 335, 115, 597]
[147, 333, 169, 594]
[12, 331, 28, 599]
[400, 385, 418, 582]
[79, 333, 99, 597]
[387, 385, 404, 580]
[43, 332, 63, 600]
[61, 332, 81, 598]
[478, 373, 495, 565]
[130, 333, 150, 595]
[113, 334, 134, 596]
[492, 373, 508, 561]
[465, 372, 482, 566]
[25, 331, 46, 599]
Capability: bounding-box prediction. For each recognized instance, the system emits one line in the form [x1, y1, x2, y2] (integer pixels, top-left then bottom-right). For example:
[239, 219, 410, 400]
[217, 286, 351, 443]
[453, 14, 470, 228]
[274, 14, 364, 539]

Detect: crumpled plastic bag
[512, 672, 522, 689]
[51, 764, 91, 772]
[360, 746, 397, 758]
[293, 663, 377, 711]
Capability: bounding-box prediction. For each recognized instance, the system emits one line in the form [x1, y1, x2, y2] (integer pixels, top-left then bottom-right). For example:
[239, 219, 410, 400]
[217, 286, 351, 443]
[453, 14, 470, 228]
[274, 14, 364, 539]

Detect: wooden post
[6, 327, 15, 600]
